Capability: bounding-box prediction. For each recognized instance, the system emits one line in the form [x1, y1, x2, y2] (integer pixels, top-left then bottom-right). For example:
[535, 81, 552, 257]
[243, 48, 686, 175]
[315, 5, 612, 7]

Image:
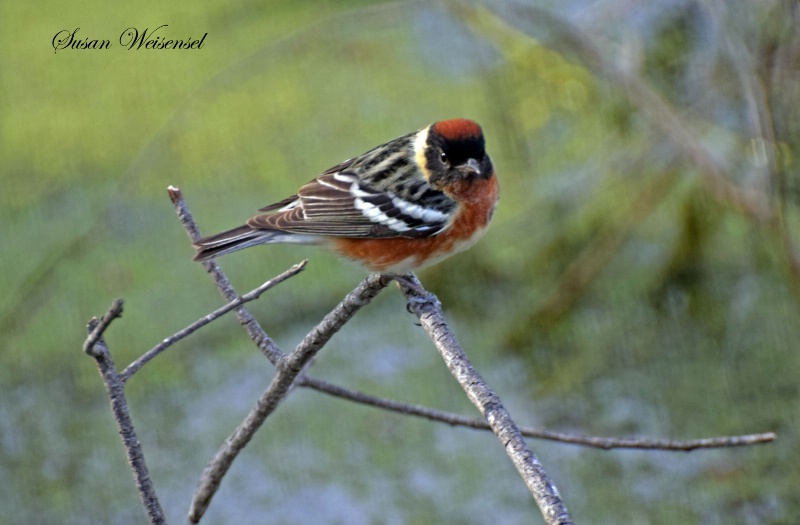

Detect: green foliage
[2, 1, 799, 523]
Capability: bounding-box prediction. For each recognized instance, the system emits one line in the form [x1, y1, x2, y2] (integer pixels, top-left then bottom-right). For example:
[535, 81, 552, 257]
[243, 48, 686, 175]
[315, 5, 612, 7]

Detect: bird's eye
[440, 151, 449, 165]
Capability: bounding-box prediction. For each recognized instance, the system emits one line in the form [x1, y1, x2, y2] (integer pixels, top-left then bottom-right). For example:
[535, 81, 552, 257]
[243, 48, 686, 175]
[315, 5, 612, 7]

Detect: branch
[168, 185, 286, 365]
[300, 376, 776, 451]
[397, 274, 573, 525]
[518, 429, 776, 451]
[119, 262, 306, 382]
[83, 298, 124, 356]
[188, 272, 392, 524]
[83, 301, 166, 525]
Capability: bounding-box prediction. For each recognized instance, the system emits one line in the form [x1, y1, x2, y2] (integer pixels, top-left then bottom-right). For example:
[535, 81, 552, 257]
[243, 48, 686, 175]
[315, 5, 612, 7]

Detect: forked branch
[187, 272, 391, 523]
[84, 300, 166, 525]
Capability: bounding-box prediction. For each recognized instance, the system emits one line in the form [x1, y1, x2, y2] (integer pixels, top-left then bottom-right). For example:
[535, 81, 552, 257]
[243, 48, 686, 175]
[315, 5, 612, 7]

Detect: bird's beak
[463, 158, 481, 177]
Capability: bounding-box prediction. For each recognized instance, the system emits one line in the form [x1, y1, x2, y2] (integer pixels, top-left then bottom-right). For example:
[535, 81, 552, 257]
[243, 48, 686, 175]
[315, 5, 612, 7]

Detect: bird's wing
[257, 157, 358, 213]
[248, 171, 456, 239]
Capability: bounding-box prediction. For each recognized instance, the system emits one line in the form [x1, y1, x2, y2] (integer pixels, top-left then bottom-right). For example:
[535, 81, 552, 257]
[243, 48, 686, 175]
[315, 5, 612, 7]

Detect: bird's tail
[192, 225, 285, 262]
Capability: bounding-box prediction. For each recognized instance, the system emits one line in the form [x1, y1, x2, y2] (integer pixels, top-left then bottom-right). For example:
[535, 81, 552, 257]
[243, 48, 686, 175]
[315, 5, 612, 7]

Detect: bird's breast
[330, 173, 499, 272]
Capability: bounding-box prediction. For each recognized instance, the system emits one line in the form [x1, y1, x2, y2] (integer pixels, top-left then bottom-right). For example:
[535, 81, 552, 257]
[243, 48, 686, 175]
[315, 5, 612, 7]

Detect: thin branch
[83, 298, 124, 356]
[83, 302, 166, 525]
[281, 272, 392, 372]
[300, 376, 776, 451]
[119, 261, 306, 383]
[516, 429, 777, 451]
[168, 185, 286, 365]
[397, 274, 573, 525]
[188, 272, 392, 524]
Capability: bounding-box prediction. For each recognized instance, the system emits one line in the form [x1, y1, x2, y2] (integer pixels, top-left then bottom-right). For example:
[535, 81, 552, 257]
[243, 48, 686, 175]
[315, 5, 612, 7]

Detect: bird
[193, 118, 499, 275]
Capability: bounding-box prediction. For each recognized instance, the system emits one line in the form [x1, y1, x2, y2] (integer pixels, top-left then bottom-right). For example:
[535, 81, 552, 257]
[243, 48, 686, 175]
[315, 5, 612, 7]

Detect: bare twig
[168, 185, 286, 365]
[83, 298, 124, 356]
[83, 301, 166, 525]
[119, 262, 306, 382]
[517, 429, 777, 451]
[300, 376, 776, 450]
[397, 274, 573, 525]
[188, 272, 392, 524]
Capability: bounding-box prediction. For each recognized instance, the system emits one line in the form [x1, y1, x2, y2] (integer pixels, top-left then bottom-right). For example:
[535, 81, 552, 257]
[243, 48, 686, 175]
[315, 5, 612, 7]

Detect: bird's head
[417, 119, 494, 191]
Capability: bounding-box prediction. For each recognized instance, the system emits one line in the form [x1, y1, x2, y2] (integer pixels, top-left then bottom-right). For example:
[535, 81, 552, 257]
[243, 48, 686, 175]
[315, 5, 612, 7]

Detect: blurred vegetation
[1, 0, 799, 523]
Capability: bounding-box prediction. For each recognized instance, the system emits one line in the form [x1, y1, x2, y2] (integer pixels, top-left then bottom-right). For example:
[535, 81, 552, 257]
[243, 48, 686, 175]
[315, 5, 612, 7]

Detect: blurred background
[2, 0, 799, 523]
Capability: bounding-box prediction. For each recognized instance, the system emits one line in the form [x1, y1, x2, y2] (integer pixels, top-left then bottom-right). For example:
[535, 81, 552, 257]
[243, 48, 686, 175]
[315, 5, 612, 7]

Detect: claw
[405, 293, 441, 309]
[386, 272, 442, 313]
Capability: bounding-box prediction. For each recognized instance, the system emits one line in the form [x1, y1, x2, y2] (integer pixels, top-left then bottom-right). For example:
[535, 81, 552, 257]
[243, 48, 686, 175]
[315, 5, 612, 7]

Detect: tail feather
[193, 225, 279, 261]
[193, 225, 322, 261]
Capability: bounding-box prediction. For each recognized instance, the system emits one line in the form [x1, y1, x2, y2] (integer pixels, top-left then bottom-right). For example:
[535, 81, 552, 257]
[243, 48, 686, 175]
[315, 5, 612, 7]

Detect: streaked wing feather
[249, 152, 456, 239]
[249, 174, 374, 236]
[258, 194, 298, 213]
[258, 156, 359, 212]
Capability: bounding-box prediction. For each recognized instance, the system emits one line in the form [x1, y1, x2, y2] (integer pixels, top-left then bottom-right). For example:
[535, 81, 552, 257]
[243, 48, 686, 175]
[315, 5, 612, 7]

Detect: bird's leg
[387, 272, 442, 311]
